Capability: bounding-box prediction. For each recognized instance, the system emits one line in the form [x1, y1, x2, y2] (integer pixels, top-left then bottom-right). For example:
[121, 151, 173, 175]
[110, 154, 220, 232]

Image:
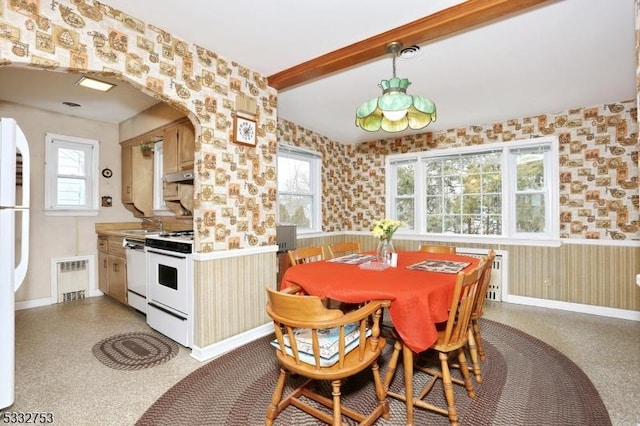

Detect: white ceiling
[0, 0, 635, 145]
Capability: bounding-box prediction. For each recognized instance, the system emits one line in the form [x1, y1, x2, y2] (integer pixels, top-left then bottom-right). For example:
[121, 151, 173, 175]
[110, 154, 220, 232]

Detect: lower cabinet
[97, 235, 128, 304]
[98, 251, 109, 294]
[108, 255, 127, 304]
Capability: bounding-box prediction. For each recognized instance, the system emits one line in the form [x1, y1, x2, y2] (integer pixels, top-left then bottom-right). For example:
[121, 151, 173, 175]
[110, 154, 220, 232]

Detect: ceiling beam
[267, 0, 555, 91]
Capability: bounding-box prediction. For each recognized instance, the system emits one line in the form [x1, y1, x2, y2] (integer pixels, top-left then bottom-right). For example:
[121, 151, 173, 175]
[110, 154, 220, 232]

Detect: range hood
[164, 170, 194, 183]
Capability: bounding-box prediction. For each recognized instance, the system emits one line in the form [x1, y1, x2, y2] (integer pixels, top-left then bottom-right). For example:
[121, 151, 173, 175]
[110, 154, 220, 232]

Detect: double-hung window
[277, 145, 321, 233]
[45, 133, 99, 216]
[387, 137, 558, 242]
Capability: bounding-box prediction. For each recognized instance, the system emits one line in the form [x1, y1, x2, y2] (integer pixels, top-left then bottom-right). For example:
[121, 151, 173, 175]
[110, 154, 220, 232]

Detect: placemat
[328, 254, 377, 264]
[407, 259, 470, 274]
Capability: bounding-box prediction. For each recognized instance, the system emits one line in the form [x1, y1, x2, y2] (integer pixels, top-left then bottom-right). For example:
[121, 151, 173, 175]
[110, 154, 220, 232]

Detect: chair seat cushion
[271, 323, 371, 367]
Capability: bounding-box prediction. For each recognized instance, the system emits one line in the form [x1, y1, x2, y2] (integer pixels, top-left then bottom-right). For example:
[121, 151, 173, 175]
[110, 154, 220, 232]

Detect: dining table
[280, 250, 481, 425]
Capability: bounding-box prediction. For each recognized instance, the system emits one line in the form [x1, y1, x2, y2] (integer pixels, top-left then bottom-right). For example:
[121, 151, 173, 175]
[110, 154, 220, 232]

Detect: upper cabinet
[163, 119, 195, 201]
[120, 139, 154, 217]
[120, 117, 195, 217]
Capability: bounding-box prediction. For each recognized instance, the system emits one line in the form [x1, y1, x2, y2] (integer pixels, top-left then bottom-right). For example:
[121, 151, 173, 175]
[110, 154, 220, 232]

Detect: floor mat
[92, 331, 179, 371]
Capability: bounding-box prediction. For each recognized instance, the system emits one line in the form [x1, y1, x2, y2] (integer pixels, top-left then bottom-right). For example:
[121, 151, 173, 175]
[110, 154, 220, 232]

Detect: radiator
[52, 256, 91, 303]
[456, 248, 506, 302]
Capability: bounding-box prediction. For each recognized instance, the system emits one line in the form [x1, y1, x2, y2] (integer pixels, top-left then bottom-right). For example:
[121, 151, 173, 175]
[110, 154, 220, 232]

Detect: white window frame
[44, 133, 99, 216]
[277, 145, 322, 233]
[386, 137, 559, 245]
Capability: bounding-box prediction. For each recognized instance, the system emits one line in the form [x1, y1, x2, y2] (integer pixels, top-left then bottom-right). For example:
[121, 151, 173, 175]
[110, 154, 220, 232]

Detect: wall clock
[233, 114, 257, 147]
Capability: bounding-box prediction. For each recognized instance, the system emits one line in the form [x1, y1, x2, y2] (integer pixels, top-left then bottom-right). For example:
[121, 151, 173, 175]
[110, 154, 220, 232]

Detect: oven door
[146, 248, 190, 315]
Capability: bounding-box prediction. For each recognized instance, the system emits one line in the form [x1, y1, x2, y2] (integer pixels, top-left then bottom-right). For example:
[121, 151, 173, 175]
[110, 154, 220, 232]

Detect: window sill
[394, 233, 562, 248]
[44, 209, 99, 217]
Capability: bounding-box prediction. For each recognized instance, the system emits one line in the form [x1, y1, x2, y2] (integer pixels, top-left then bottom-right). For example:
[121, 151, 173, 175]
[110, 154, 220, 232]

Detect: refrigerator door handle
[14, 121, 29, 209]
[14, 123, 30, 290]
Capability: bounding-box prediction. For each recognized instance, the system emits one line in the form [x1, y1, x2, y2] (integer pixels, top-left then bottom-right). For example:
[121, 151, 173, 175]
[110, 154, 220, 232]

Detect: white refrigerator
[0, 118, 30, 409]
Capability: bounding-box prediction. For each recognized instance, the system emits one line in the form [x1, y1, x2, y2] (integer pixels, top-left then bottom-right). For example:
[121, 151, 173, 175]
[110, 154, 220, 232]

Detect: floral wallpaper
[1, 0, 637, 251]
[279, 99, 639, 241]
[0, 0, 278, 253]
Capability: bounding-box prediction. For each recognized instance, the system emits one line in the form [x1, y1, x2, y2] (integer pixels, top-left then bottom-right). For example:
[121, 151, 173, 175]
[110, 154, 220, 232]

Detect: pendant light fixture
[355, 42, 436, 132]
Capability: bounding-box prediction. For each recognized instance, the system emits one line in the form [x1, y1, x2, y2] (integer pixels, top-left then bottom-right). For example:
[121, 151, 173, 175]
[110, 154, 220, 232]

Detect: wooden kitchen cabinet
[121, 146, 133, 203]
[97, 235, 128, 305]
[120, 139, 154, 217]
[98, 251, 109, 294]
[163, 119, 195, 200]
[108, 255, 127, 304]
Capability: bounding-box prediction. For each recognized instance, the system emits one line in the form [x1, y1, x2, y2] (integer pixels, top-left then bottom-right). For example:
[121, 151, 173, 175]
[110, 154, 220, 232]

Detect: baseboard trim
[190, 323, 273, 362]
[15, 297, 52, 311]
[504, 295, 640, 321]
[15, 292, 105, 311]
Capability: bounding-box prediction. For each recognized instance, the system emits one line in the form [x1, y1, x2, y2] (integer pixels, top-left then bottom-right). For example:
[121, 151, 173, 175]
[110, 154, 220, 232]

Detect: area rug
[136, 320, 611, 425]
[92, 331, 179, 371]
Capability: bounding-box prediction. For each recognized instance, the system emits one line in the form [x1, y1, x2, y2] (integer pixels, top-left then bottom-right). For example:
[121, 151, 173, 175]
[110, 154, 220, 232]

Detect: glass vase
[376, 238, 394, 265]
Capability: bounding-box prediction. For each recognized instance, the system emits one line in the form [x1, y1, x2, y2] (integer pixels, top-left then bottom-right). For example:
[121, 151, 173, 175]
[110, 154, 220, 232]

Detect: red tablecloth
[281, 251, 480, 353]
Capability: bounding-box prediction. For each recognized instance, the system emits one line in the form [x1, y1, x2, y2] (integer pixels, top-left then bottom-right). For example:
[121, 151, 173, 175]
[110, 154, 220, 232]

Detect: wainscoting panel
[507, 244, 640, 311]
[193, 251, 276, 348]
[296, 235, 640, 312]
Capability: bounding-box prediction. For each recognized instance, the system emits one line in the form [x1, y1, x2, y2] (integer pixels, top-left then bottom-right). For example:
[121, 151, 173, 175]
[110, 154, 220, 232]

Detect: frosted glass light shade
[382, 109, 408, 121]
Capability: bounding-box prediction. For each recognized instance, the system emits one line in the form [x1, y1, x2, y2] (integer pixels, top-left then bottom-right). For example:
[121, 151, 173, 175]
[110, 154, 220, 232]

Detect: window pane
[483, 172, 502, 192]
[516, 194, 546, 232]
[444, 194, 461, 214]
[425, 159, 442, 175]
[277, 156, 310, 192]
[425, 196, 442, 214]
[422, 153, 504, 236]
[516, 152, 544, 191]
[484, 152, 502, 171]
[426, 177, 442, 195]
[395, 198, 414, 229]
[396, 163, 414, 196]
[462, 214, 481, 234]
[57, 177, 86, 205]
[58, 148, 86, 176]
[426, 215, 443, 233]
[483, 215, 502, 235]
[482, 194, 501, 211]
[463, 194, 481, 214]
[445, 177, 462, 194]
[443, 216, 459, 233]
[278, 194, 312, 229]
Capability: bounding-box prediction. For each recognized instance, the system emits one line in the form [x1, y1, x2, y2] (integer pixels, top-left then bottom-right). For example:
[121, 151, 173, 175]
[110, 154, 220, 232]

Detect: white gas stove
[145, 230, 194, 347]
[145, 230, 193, 252]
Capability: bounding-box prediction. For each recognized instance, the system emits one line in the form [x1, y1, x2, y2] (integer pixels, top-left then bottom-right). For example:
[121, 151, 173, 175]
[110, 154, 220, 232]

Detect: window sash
[45, 133, 99, 215]
[277, 145, 321, 232]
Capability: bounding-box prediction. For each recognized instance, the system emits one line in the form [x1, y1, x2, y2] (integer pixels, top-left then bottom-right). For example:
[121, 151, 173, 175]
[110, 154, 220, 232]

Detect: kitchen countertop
[95, 222, 162, 239]
[96, 221, 193, 239]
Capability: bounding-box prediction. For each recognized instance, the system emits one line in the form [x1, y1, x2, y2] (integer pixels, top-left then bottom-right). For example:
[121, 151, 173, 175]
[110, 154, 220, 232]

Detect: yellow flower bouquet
[371, 218, 404, 241]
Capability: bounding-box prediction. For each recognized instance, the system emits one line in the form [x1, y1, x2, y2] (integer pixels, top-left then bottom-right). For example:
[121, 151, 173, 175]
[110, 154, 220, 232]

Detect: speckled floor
[6, 296, 640, 425]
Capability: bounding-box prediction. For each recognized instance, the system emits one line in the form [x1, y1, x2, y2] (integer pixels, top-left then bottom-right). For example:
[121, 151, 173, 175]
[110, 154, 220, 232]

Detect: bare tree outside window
[277, 147, 321, 231]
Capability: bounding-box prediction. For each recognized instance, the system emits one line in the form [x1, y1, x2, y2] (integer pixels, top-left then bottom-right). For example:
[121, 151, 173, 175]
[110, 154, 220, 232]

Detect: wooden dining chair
[466, 249, 496, 383]
[287, 246, 324, 265]
[265, 285, 391, 426]
[419, 244, 457, 254]
[383, 261, 484, 426]
[327, 241, 361, 259]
